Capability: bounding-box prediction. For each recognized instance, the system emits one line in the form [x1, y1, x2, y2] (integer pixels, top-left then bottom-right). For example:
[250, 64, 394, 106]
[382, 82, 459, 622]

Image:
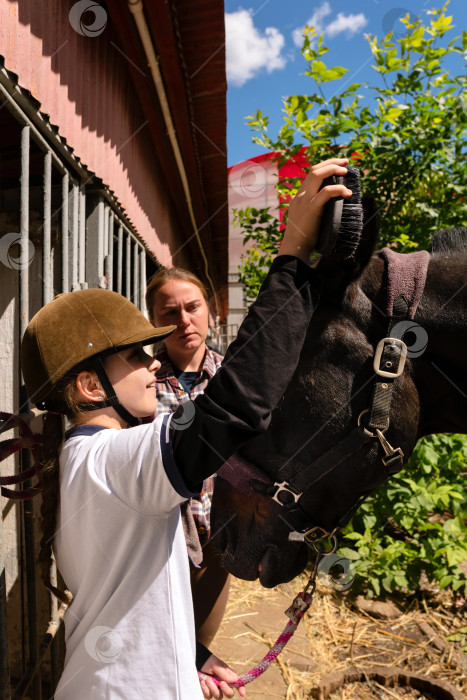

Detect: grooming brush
[316, 165, 363, 258]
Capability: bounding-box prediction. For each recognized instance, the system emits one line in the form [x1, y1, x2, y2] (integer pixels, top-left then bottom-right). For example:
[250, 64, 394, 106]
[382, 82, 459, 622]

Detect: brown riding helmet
[21, 288, 175, 407]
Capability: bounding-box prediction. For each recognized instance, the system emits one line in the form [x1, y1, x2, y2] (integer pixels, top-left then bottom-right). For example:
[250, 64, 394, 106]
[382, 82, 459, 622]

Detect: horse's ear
[316, 195, 380, 296]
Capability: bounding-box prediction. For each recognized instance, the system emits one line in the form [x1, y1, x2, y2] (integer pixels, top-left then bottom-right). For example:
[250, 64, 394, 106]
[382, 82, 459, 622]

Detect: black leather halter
[250, 310, 409, 545]
[218, 249, 430, 545]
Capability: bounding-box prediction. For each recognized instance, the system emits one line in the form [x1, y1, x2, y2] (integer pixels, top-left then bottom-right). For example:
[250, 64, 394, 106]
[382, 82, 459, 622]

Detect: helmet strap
[36, 357, 142, 427]
[90, 356, 140, 428]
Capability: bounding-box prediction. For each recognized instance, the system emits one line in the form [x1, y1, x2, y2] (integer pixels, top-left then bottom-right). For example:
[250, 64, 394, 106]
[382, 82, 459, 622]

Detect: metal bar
[19, 125, 41, 699]
[107, 212, 114, 291]
[21, 471, 41, 699]
[98, 201, 105, 283]
[103, 205, 109, 258]
[125, 235, 131, 300]
[0, 78, 73, 178]
[0, 513, 11, 699]
[139, 246, 146, 313]
[20, 129, 30, 335]
[103, 208, 112, 290]
[102, 204, 110, 289]
[98, 199, 105, 288]
[43, 152, 52, 304]
[61, 173, 69, 293]
[49, 562, 59, 692]
[71, 184, 79, 291]
[19, 126, 29, 690]
[11, 602, 66, 700]
[133, 241, 139, 308]
[79, 189, 86, 288]
[117, 225, 123, 294]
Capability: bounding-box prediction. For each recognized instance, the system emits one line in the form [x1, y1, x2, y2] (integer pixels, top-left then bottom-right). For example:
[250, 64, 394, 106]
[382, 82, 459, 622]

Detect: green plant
[236, 2, 466, 300]
[234, 208, 282, 302]
[446, 626, 467, 652]
[339, 434, 467, 597]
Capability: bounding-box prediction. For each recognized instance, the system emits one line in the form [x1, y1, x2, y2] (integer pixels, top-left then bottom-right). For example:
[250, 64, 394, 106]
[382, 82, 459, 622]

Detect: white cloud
[292, 1, 331, 47]
[292, 3, 367, 47]
[225, 9, 287, 87]
[326, 12, 368, 38]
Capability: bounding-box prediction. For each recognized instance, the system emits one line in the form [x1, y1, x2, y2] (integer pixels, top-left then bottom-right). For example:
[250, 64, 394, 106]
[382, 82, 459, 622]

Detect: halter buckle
[288, 528, 331, 543]
[272, 481, 301, 506]
[373, 337, 407, 378]
[303, 526, 331, 544]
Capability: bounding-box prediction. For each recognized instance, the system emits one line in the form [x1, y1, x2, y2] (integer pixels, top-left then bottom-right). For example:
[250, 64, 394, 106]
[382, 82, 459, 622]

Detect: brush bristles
[316, 165, 364, 258]
[344, 166, 362, 205]
[335, 203, 364, 257]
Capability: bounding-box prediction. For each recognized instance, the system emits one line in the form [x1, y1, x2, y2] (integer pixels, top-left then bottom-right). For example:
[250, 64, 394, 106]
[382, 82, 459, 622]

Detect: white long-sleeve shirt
[54, 415, 203, 699]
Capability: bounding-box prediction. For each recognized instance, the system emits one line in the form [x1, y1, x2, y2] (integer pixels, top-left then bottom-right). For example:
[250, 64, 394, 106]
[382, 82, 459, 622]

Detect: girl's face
[103, 344, 160, 419]
[151, 280, 209, 358]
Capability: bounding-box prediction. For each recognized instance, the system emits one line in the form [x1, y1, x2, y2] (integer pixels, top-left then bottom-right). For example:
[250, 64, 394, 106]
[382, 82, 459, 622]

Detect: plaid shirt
[154, 344, 223, 540]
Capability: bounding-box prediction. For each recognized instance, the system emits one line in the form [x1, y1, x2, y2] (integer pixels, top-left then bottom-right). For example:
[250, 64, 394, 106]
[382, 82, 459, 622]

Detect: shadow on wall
[2, 0, 181, 252]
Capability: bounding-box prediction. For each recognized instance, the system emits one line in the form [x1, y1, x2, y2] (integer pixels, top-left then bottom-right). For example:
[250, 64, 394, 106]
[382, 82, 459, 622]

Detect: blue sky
[224, 0, 466, 165]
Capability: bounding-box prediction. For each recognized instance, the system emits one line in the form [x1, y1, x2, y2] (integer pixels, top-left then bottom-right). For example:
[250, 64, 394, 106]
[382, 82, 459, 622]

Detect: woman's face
[151, 280, 209, 359]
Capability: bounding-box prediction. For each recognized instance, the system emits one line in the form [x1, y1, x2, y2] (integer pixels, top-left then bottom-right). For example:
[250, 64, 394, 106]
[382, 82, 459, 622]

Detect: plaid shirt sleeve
[154, 345, 223, 540]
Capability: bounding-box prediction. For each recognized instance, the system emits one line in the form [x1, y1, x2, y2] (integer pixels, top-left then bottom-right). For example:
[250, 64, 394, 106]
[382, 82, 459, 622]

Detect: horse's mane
[430, 227, 467, 255]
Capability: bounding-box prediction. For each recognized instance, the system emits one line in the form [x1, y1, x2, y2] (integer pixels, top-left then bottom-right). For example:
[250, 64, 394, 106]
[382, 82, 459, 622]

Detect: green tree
[235, 4, 467, 597]
[236, 2, 466, 300]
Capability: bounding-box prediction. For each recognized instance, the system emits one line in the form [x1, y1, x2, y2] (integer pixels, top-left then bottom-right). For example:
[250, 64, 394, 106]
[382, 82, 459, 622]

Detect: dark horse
[212, 219, 467, 588]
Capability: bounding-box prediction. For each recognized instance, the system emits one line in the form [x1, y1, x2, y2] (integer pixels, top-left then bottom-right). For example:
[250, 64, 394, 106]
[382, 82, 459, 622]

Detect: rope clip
[376, 429, 405, 473]
[285, 592, 311, 624]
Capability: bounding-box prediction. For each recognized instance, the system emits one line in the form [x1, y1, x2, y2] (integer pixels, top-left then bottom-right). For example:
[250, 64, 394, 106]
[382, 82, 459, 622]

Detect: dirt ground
[211, 574, 467, 700]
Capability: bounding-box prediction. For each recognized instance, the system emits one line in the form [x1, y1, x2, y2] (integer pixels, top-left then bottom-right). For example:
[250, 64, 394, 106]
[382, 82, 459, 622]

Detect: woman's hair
[146, 267, 208, 320]
[38, 367, 94, 605]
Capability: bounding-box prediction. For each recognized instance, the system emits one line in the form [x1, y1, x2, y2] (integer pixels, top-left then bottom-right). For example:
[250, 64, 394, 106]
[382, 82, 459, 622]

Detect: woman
[146, 267, 229, 651]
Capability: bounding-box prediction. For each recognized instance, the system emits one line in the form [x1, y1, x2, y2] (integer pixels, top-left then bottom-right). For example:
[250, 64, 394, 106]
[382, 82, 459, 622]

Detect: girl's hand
[279, 157, 353, 263]
[199, 653, 246, 698]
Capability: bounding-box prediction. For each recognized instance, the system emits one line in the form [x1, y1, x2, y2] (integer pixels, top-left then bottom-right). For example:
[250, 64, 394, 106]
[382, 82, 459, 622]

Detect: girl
[20, 159, 353, 699]
[146, 267, 229, 655]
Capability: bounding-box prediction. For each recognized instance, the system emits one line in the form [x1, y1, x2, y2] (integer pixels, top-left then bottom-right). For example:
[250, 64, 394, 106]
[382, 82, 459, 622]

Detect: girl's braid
[38, 411, 72, 605]
[36, 365, 95, 604]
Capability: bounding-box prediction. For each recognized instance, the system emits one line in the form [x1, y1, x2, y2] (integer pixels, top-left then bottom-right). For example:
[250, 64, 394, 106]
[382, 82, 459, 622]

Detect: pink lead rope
[198, 551, 323, 688]
[198, 591, 312, 688]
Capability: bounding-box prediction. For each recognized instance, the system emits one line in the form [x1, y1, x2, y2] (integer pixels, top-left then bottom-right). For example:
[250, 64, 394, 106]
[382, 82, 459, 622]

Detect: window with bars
[0, 70, 156, 699]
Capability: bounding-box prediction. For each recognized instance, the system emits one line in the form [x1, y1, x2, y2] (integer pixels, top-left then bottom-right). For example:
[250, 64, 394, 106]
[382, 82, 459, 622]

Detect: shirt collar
[155, 346, 174, 380]
[202, 346, 219, 379]
[155, 344, 218, 381]
[65, 425, 109, 440]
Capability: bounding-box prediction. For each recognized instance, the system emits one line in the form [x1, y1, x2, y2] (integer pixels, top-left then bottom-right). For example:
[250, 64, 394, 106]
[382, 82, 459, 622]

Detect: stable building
[0, 1, 228, 696]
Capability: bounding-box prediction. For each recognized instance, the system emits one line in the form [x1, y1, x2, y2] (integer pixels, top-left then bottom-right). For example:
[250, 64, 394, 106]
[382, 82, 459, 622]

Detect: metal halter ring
[358, 409, 389, 438]
[311, 534, 338, 556]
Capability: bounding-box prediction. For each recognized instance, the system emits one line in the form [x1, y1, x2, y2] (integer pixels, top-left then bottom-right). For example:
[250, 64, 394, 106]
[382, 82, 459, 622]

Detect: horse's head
[212, 203, 429, 587]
